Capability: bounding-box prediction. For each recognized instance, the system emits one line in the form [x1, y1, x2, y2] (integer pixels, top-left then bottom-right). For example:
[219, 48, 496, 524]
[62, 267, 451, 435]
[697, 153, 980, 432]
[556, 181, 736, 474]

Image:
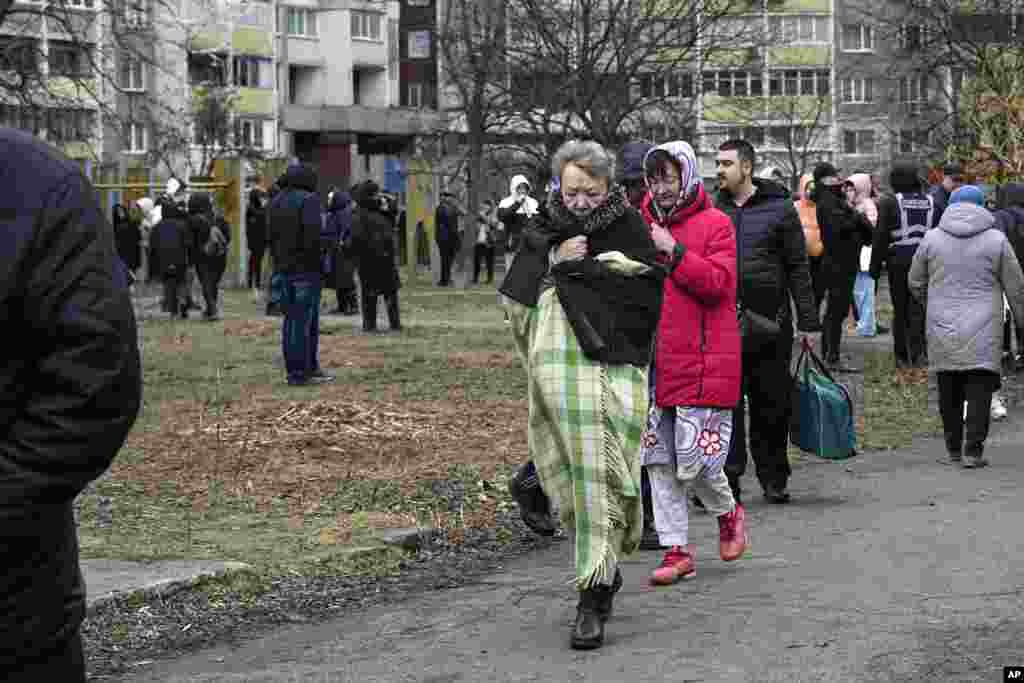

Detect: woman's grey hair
[551, 140, 616, 183]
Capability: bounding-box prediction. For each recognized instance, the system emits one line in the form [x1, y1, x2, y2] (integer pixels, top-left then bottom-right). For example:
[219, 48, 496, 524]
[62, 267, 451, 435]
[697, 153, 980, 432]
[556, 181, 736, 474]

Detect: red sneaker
[718, 504, 748, 561]
[650, 545, 696, 585]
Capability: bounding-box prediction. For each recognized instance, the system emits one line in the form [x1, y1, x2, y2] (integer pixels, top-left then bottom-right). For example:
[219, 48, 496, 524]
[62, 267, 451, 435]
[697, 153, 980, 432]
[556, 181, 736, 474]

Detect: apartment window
[0, 37, 38, 73]
[899, 75, 928, 103]
[124, 121, 147, 152]
[769, 15, 829, 43]
[784, 70, 798, 96]
[668, 73, 695, 98]
[407, 30, 431, 59]
[843, 129, 875, 155]
[351, 11, 382, 40]
[840, 77, 873, 103]
[47, 108, 94, 143]
[702, 71, 762, 98]
[0, 105, 41, 133]
[407, 0, 431, 5]
[234, 118, 264, 148]
[122, 0, 147, 26]
[233, 56, 271, 87]
[188, 53, 225, 86]
[120, 52, 144, 91]
[286, 7, 317, 37]
[49, 41, 90, 77]
[641, 72, 695, 99]
[841, 24, 873, 51]
[898, 24, 928, 51]
[66, 0, 97, 8]
[406, 82, 423, 108]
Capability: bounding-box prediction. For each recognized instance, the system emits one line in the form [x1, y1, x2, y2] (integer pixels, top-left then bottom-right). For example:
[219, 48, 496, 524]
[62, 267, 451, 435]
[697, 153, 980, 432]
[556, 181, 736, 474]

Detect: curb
[85, 561, 254, 617]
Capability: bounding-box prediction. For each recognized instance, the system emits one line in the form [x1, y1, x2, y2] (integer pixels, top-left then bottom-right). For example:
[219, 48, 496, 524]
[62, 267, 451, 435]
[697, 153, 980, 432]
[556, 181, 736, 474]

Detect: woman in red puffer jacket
[638, 140, 747, 586]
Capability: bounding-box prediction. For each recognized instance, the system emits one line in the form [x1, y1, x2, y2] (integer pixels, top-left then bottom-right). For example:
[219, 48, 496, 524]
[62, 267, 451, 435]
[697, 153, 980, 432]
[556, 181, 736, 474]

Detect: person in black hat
[929, 162, 964, 220]
[811, 161, 873, 370]
[620, 141, 655, 210]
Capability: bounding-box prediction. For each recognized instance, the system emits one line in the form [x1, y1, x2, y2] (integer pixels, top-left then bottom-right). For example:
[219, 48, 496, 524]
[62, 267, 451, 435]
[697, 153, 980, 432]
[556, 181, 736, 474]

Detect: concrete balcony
[235, 87, 274, 116]
[352, 39, 387, 69]
[282, 104, 442, 136]
[769, 0, 829, 12]
[767, 46, 831, 67]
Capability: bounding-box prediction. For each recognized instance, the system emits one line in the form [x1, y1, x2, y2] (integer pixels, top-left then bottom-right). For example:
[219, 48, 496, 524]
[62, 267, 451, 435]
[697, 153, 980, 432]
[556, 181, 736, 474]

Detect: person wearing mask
[246, 188, 267, 292]
[0, 127, 142, 683]
[715, 139, 820, 505]
[909, 185, 1024, 468]
[435, 192, 461, 287]
[870, 163, 938, 368]
[352, 180, 402, 332]
[473, 199, 499, 284]
[845, 173, 880, 338]
[639, 141, 747, 585]
[148, 196, 193, 319]
[929, 162, 965, 220]
[500, 140, 664, 650]
[325, 189, 358, 315]
[618, 139, 664, 550]
[812, 163, 874, 370]
[188, 193, 231, 321]
[795, 174, 825, 311]
[267, 162, 334, 385]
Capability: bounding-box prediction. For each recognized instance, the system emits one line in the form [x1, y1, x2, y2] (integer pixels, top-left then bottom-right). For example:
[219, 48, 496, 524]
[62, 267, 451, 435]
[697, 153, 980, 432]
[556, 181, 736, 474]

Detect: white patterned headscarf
[642, 140, 702, 213]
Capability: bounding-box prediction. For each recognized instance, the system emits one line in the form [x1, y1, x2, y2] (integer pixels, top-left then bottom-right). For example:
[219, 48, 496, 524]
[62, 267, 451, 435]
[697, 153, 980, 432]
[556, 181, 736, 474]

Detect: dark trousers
[363, 292, 401, 331]
[438, 242, 457, 285]
[822, 261, 858, 361]
[248, 247, 265, 289]
[725, 321, 795, 494]
[888, 260, 926, 363]
[282, 273, 321, 382]
[1, 503, 86, 682]
[473, 244, 495, 283]
[334, 251, 358, 312]
[937, 370, 1000, 457]
[162, 271, 188, 317]
[196, 257, 226, 317]
[808, 255, 826, 312]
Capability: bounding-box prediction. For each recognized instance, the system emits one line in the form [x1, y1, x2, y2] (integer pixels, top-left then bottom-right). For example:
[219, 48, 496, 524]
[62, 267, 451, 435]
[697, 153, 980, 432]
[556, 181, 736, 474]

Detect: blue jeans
[853, 271, 876, 337]
[282, 273, 321, 382]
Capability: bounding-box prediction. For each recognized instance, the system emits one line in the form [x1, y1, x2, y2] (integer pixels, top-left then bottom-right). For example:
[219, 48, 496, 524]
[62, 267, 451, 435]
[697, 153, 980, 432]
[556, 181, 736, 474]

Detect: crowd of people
[500, 136, 1024, 651]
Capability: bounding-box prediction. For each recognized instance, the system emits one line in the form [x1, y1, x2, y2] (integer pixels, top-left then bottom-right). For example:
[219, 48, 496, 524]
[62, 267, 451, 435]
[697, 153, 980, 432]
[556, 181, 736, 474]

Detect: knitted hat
[950, 185, 985, 206]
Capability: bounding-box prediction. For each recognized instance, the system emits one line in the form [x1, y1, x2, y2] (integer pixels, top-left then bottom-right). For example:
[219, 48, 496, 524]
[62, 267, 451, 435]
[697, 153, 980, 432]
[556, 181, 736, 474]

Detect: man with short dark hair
[929, 162, 964, 219]
[0, 127, 142, 681]
[715, 139, 820, 505]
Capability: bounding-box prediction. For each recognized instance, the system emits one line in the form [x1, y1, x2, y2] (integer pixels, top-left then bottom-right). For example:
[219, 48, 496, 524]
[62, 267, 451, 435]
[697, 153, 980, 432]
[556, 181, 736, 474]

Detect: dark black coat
[435, 199, 460, 247]
[715, 179, 820, 332]
[246, 189, 267, 253]
[149, 200, 193, 277]
[352, 190, 401, 296]
[500, 188, 665, 366]
[813, 184, 873, 276]
[267, 164, 324, 275]
[188, 193, 231, 270]
[994, 183, 1024, 264]
[0, 129, 141, 672]
[113, 204, 141, 271]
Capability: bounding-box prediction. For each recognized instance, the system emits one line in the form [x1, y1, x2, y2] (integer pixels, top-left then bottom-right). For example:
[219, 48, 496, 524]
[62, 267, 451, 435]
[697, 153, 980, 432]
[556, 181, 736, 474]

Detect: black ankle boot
[508, 462, 556, 536]
[571, 574, 620, 650]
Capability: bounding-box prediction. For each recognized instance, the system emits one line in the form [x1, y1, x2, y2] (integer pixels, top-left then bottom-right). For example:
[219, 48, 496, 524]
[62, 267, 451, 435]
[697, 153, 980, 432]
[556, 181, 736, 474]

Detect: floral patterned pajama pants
[641, 406, 736, 548]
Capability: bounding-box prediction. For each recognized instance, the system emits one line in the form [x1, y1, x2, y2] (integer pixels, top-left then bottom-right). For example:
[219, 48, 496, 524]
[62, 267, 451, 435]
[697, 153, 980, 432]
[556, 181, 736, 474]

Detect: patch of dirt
[223, 319, 278, 338]
[115, 395, 528, 513]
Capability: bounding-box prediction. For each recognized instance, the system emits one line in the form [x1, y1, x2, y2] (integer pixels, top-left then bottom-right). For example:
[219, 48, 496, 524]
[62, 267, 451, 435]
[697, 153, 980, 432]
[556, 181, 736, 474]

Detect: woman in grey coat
[909, 186, 1024, 468]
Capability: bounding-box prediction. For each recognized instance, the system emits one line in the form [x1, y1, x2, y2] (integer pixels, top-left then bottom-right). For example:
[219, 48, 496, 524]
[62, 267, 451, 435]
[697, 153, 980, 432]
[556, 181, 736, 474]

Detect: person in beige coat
[909, 186, 1024, 468]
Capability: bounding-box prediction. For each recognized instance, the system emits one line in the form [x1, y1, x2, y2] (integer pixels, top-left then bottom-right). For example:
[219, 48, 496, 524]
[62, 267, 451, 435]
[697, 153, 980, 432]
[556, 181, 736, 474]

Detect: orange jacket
[795, 174, 823, 257]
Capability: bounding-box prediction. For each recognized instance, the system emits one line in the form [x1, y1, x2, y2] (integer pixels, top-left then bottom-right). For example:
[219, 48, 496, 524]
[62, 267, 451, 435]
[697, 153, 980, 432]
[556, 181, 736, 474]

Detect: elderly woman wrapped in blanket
[499, 140, 666, 651]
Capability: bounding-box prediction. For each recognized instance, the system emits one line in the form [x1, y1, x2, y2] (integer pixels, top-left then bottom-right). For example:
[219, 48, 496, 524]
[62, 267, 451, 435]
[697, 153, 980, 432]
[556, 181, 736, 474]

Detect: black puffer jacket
[245, 188, 267, 253]
[0, 128, 141, 673]
[188, 193, 231, 265]
[994, 183, 1024, 264]
[812, 182, 873, 275]
[267, 163, 324, 275]
[716, 179, 819, 332]
[351, 182, 401, 296]
[149, 199, 193, 276]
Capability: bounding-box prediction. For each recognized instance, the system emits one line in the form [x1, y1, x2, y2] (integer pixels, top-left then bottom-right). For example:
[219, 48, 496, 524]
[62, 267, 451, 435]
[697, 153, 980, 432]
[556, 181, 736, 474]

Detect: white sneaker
[991, 393, 1008, 420]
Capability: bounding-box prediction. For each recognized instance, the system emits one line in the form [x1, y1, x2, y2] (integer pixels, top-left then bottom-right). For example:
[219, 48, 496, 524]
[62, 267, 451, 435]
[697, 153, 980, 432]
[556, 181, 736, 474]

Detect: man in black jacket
[715, 139, 820, 505]
[993, 183, 1024, 363]
[0, 128, 142, 681]
[812, 162, 874, 369]
[435, 192, 461, 286]
[267, 162, 334, 385]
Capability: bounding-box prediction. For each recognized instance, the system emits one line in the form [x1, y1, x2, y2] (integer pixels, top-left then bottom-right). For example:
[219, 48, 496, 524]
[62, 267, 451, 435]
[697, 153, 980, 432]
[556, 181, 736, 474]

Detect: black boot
[571, 574, 619, 650]
[508, 461, 556, 536]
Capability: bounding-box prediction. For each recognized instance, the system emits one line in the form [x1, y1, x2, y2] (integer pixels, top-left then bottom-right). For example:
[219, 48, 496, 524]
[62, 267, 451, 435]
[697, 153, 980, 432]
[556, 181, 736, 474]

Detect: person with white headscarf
[637, 141, 748, 585]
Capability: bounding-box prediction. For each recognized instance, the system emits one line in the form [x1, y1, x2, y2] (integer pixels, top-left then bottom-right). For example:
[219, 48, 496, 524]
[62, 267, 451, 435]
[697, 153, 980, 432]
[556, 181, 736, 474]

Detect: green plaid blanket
[508, 289, 647, 589]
